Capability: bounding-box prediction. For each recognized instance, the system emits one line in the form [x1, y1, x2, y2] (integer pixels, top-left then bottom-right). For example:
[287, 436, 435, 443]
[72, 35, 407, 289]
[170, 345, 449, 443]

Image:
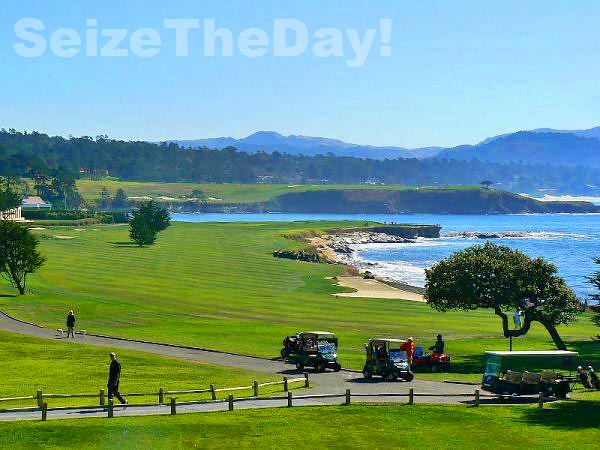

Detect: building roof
[485, 351, 578, 357]
[22, 196, 51, 207]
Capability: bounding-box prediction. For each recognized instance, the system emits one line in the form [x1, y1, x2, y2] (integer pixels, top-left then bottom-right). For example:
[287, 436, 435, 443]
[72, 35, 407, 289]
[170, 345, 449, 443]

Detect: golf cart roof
[485, 351, 578, 357]
[369, 338, 406, 344]
[299, 331, 336, 338]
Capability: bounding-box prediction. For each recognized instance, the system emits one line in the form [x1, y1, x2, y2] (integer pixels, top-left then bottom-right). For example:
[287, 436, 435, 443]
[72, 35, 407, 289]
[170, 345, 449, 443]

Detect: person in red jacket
[401, 337, 416, 365]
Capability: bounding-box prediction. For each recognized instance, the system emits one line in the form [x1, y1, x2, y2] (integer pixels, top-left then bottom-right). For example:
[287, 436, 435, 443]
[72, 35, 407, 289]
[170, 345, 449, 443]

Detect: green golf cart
[282, 331, 341, 372]
[481, 350, 579, 399]
[363, 338, 415, 382]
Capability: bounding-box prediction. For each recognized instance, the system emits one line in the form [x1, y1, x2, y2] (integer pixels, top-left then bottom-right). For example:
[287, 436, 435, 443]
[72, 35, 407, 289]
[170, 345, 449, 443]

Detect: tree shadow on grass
[566, 339, 600, 366]
[110, 241, 140, 248]
[518, 399, 600, 430]
[0, 294, 18, 298]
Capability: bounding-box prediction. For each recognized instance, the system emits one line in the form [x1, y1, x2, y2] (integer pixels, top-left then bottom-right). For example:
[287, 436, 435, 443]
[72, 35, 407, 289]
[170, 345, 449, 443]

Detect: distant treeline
[0, 129, 598, 194]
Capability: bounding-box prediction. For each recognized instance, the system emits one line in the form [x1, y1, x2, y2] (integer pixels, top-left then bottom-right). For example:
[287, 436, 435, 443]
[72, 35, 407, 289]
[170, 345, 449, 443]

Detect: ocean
[172, 213, 600, 301]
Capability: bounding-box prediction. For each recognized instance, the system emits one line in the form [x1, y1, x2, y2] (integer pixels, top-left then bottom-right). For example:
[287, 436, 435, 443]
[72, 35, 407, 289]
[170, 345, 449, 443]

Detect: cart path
[0, 310, 480, 421]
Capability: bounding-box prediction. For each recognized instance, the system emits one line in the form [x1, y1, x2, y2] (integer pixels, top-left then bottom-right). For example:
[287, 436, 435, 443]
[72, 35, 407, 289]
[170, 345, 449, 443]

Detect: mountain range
[170, 125, 600, 168]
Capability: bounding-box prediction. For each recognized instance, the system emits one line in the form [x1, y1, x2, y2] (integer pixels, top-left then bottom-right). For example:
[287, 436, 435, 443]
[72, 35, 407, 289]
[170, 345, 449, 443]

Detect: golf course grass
[0, 221, 598, 382]
[1, 400, 599, 449]
[75, 179, 477, 204]
[0, 330, 289, 410]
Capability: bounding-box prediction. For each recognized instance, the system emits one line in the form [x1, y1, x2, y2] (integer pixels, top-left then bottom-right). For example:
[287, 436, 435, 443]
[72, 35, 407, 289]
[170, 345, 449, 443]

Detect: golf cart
[281, 331, 341, 372]
[363, 338, 415, 382]
[481, 350, 579, 399]
[412, 346, 451, 372]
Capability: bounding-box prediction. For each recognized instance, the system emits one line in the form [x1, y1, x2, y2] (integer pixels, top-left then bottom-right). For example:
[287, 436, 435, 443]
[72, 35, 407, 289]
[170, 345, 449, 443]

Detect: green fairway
[75, 179, 477, 204]
[0, 330, 285, 410]
[1, 400, 599, 449]
[0, 221, 598, 381]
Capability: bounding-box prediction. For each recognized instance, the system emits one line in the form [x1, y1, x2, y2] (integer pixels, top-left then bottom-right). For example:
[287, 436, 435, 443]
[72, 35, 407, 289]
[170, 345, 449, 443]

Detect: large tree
[0, 177, 23, 211]
[0, 221, 45, 295]
[129, 201, 170, 247]
[425, 242, 580, 350]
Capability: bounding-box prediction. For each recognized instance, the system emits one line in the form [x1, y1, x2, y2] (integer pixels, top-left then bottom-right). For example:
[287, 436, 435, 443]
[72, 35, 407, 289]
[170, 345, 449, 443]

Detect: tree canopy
[0, 129, 599, 195]
[425, 242, 580, 350]
[0, 222, 45, 295]
[129, 201, 171, 247]
[589, 258, 600, 329]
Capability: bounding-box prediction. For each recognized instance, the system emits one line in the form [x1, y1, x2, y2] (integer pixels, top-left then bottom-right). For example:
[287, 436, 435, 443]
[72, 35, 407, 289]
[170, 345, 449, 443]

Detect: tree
[129, 201, 170, 247]
[480, 180, 494, 189]
[589, 258, 600, 328]
[425, 242, 580, 350]
[0, 221, 45, 295]
[99, 187, 111, 210]
[112, 189, 128, 208]
[0, 178, 22, 211]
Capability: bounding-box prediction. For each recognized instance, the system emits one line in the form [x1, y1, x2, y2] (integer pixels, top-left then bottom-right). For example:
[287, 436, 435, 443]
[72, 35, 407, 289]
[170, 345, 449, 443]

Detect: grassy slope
[0, 330, 286, 409]
[0, 222, 597, 381]
[75, 179, 477, 204]
[1, 400, 600, 449]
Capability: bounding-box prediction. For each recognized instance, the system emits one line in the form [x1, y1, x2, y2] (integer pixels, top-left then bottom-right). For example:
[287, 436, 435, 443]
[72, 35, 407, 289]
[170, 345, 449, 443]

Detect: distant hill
[172, 127, 600, 167]
[171, 131, 442, 160]
[481, 125, 600, 144]
[435, 131, 600, 167]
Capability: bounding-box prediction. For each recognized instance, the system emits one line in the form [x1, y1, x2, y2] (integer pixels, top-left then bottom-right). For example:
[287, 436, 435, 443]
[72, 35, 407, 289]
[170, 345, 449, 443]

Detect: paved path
[0, 311, 481, 421]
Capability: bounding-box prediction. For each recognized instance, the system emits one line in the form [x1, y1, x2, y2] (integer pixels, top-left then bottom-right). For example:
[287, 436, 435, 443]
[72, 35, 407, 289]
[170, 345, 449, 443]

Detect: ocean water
[172, 213, 600, 300]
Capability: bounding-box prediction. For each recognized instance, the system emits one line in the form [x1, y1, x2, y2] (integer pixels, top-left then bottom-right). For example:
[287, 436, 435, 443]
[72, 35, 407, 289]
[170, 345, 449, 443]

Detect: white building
[0, 206, 23, 221]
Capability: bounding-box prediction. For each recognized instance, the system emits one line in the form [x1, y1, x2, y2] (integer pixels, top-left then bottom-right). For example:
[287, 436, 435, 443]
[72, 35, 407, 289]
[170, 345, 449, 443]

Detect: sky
[1, 0, 600, 148]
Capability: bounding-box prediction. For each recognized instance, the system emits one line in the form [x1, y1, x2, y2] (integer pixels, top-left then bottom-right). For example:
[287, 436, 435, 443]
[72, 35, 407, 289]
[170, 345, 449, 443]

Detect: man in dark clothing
[66, 310, 76, 338]
[429, 334, 445, 354]
[107, 353, 127, 405]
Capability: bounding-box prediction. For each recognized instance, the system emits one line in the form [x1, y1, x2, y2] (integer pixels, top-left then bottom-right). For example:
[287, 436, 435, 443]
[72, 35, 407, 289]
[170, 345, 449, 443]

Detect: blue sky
[1, 0, 600, 147]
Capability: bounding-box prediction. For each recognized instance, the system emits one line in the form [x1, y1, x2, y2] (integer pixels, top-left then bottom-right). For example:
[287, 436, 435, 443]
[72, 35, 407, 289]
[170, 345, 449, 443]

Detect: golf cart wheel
[333, 363, 341, 372]
[315, 362, 326, 373]
[404, 372, 415, 382]
[363, 369, 372, 379]
[431, 364, 440, 373]
[295, 362, 304, 371]
[280, 349, 287, 359]
[385, 372, 398, 382]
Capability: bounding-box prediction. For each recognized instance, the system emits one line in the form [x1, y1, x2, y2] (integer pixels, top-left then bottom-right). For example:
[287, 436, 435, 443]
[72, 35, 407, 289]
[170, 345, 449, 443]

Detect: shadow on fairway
[567, 339, 600, 366]
[518, 399, 600, 429]
[0, 294, 18, 298]
[110, 241, 140, 248]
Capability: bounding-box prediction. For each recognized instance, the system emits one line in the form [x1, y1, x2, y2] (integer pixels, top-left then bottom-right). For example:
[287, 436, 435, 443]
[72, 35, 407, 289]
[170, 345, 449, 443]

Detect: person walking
[66, 310, 76, 338]
[107, 352, 128, 406]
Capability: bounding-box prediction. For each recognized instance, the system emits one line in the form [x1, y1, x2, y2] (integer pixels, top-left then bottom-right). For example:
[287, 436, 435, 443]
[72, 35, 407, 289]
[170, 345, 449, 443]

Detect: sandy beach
[333, 276, 425, 302]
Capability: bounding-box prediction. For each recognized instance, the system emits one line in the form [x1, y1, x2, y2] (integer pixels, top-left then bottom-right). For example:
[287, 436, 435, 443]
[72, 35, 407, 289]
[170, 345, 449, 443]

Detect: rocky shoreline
[309, 231, 425, 293]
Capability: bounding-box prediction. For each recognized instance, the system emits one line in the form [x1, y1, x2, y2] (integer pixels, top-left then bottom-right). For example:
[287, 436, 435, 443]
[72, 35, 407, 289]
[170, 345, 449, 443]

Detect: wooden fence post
[37, 390, 43, 408]
[474, 389, 480, 407]
[170, 397, 177, 415]
[228, 394, 234, 411]
[159, 387, 164, 405]
[409, 388, 414, 405]
[287, 391, 293, 407]
[108, 399, 114, 418]
[304, 373, 310, 388]
[253, 380, 259, 397]
[41, 402, 48, 421]
[283, 377, 289, 392]
[99, 389, 105, 406]
[345, 389, 351, 406]
[538, 392, 544, 409]
[210, 384, 217, 400]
